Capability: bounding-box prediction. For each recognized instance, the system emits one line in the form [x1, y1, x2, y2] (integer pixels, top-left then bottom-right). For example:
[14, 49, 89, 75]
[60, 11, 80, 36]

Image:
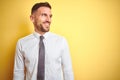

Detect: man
[13, 2, 74, 80]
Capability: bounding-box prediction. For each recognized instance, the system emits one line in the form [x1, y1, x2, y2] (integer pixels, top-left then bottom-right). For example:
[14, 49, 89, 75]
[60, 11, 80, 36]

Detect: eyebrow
[41, 13, 52, 17]
[50, 14, 52, 18]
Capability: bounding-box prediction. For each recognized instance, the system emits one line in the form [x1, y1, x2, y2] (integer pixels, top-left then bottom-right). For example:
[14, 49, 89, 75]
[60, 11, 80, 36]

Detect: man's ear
[30, 15, 34, 23]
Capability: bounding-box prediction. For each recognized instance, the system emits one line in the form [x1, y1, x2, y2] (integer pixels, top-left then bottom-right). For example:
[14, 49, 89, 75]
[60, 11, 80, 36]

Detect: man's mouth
[44, 22, 50, 26]
[44, 21, 50, 23]
[45, 23, 50, 26]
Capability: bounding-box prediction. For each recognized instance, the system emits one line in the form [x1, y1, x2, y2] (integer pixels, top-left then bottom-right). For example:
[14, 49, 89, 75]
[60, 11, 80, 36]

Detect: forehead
[36, 7, 51, 14]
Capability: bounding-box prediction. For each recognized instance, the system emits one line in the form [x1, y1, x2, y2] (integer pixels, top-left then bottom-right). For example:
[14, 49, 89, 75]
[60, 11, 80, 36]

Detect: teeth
[45, 23, 49, 25]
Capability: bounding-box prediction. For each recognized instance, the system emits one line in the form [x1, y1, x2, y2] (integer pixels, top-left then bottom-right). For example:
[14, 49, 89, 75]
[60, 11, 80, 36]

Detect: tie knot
[40, 36, 44, 40]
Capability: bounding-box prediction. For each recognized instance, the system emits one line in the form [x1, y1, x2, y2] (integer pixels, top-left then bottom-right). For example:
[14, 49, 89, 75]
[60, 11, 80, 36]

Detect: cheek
[37, 18, 45, 23]
[35, 18, 42, 24]
[39, 16, 47, 22]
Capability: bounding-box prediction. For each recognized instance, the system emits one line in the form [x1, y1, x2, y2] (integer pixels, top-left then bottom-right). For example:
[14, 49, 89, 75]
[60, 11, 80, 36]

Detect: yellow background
[0, 0, 120, 80]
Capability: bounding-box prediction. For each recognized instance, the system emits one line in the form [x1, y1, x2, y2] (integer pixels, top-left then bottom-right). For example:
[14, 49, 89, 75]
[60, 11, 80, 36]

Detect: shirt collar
[33, 31, 50, 39]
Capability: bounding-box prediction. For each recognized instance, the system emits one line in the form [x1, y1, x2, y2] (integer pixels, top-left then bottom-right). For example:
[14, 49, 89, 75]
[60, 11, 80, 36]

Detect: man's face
[31, 7, 52, 33]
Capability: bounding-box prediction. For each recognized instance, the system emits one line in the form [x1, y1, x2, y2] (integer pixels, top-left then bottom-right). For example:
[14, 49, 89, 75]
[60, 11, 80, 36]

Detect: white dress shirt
[13, 32, 74, 80]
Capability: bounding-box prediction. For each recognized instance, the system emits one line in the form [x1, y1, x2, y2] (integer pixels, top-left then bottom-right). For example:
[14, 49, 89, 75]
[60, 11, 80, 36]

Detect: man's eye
[41, 14, 46, 16]
[50, 15, 52, 18]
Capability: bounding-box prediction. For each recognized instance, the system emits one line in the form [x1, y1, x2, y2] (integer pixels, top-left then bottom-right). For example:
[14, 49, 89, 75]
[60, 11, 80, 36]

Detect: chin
[43, 29, 49, 32]
[44, 27, 50, 32]
[46, 29, 50, 32]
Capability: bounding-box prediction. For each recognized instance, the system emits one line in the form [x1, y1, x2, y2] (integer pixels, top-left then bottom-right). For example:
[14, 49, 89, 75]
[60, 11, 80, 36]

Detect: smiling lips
[44, 21, 50, 26]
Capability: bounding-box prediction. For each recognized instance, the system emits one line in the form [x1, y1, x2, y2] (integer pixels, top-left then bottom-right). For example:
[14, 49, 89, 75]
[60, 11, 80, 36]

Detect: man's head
[30, 2, 52, 34]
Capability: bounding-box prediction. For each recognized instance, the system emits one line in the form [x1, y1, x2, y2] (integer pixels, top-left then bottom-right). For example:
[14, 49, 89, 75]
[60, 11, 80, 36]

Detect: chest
[22, 39, 63, 64]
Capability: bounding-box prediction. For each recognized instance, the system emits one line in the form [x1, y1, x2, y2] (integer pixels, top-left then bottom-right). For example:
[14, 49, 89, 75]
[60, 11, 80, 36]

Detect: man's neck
[35, 29, 46, 35]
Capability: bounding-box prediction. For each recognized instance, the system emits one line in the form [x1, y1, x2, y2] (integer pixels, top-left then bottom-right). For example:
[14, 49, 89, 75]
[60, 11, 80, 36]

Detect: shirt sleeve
[13, 40, 25, 80]
[61, 38, 74, 80]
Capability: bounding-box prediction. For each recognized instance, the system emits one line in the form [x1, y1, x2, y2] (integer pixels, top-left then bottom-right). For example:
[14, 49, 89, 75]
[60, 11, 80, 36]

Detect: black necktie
[37, 36, 45, 80]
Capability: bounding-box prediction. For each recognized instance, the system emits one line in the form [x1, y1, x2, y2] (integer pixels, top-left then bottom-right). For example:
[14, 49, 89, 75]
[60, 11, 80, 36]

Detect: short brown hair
[31, 2, 51, 14]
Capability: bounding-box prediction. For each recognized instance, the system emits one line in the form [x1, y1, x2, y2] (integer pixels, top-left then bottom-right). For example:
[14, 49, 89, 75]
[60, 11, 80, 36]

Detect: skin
[30, 7, 52, 35]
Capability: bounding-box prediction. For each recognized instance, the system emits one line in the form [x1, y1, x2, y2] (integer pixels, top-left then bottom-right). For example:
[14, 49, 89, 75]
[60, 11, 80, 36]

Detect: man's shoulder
[17, 33, 34, 43]
[49, 32, 64, 39]
[48, 32, 67, 41]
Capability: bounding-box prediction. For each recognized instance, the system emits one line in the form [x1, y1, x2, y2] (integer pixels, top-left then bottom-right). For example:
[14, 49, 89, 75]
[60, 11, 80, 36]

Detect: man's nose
[46, 16, 51, 22]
